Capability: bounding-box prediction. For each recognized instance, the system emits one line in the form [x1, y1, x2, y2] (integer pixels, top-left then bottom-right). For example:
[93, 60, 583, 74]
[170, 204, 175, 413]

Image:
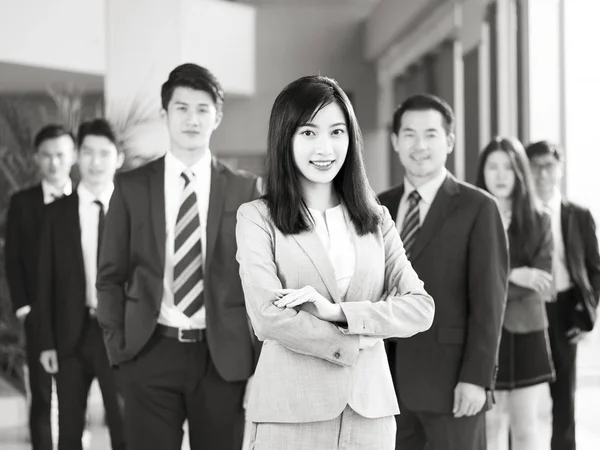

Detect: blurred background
[1, 0, 599, 448]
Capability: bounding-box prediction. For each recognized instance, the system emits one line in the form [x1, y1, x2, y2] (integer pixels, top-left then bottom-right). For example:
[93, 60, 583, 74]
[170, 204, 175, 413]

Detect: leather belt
[156, 324, 205, 343]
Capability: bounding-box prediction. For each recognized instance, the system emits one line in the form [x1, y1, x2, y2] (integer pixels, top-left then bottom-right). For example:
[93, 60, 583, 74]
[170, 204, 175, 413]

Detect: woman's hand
[510, 267, 553, 292]
[274, 287, 344, 322]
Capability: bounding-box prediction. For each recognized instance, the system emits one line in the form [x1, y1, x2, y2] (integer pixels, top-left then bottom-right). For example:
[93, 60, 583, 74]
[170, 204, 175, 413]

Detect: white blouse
[308, 205, 355, 299]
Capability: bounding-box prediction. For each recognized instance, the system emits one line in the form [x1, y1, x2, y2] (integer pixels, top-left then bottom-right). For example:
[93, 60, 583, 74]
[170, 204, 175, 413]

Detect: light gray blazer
[236, 200, 435, 423]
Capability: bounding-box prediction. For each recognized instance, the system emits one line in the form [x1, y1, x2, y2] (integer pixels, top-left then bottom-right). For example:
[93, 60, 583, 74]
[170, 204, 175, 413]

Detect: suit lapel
[65, 192, 86, 281]
[384, 186, 404, 220]
[291, 229, 341, 303]
[206, 159, 226, 268]
[409, 175, 460, 261]
[149, 157, 166, 270]
[344, 220, 371, 303]
[561, 201, 576, 276]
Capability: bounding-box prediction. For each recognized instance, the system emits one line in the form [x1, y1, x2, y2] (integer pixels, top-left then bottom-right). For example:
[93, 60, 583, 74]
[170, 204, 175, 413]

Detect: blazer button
[334, 351, 341, 359]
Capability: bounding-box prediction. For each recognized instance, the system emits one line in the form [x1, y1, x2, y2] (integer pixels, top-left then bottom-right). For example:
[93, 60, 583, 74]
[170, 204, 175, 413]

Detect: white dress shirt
[308, 205, 355, 299]
[78, 182, 114, 309]
[396, 169, 448, 233]
[545, 193, 572, 293]
[42, 179, 72, 205]
[16, 179, 74, 319]
[159, 150, 212, 329]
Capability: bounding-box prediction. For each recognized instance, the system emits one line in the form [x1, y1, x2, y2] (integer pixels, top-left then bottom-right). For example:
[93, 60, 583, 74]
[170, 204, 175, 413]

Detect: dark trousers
[395, 399, 486, 450]
[24, 314, 53, 450]
[546, 291, 578, 450]
[118, 332, 246, 450]
[55, 317, 125, 450]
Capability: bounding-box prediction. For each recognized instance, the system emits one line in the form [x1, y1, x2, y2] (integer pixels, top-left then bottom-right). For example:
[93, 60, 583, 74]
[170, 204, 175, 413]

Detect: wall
[211, 4, 378, 182]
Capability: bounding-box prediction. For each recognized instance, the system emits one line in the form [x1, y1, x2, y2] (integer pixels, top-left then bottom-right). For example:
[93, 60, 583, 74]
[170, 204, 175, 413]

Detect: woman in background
[476, 136, 555, 450]
[235, 75, 435, 450]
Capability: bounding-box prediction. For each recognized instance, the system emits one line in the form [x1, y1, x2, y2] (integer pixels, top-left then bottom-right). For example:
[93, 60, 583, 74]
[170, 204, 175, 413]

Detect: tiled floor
[1, 385, 600, 449]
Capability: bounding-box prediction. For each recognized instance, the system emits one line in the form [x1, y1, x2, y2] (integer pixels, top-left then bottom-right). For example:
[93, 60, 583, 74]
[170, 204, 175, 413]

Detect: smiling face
[391, 109, 454, 186]
[483, 150, 516, 200]
[162, 86, 222, 156]
[292, 101, 349, 192]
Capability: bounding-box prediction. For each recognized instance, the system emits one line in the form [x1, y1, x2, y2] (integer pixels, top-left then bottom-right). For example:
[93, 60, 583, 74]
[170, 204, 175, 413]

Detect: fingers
[40, 353, 58, 374]
[274, 287, 313, 308]
[453, 386, 485, 418]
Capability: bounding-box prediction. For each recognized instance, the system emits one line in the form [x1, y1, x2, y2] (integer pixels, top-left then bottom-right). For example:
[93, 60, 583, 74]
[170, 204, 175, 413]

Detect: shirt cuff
[15, 305, 31, 319]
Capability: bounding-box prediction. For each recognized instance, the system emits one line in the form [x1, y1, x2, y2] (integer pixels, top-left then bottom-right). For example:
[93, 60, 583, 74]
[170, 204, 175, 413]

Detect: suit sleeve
[36, 207, 56, 351]
[236, 202, 359, 367]
[5, 194, 29, 313]
[507, 212, 553, 300]
[339, 206, 435, 338]
[583, 210, 600, 305]
[460, 196, 508, 388]
[96, 177, 129, 364]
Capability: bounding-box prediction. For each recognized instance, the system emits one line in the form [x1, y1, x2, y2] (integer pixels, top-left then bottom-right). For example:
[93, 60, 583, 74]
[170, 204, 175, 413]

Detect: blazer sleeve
[507, 212, 553, 300]
[582, 209, 600, 303]
[339, 206, 435, 338]
[460, 196, 509, 388]
[96, 177, 129, 361]
[236, 202, 359, 367]
[5, 194, 29, 313]
[36, 207, 56, 351]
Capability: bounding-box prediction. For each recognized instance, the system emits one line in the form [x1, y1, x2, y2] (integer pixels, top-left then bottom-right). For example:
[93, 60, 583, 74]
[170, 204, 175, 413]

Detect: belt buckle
[178, 328, 196, 343]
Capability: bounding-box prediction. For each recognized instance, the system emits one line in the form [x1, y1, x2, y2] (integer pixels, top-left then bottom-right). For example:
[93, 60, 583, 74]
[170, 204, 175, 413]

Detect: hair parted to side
[475, 136, 540, 259]
[264, 75, 381, 236]
[392, 93, 455, 135]
[33, 124, 74, 151]
[77, 118, 119, 150]
[161, 63, 224, 112]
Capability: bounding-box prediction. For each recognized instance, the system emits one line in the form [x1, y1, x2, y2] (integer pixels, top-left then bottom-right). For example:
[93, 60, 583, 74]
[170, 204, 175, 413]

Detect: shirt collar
[404, 168, 448, 205]
[165, 149, 212, 181]
[41, 179, 72, 201]
[544, 190, 563, 212]
[77, 182, 114, 209]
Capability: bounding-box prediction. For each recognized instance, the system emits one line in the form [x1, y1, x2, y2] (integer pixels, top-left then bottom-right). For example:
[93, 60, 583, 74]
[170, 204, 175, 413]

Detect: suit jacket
[504, 210, 553, 333]
[235, 200, 435, 423]
[36, 193, 91, 356]
[5, 185, 45, 315]
[378, 174, 508, 414]
[96, 156, 261, 382]
[561, 201, 600, 331]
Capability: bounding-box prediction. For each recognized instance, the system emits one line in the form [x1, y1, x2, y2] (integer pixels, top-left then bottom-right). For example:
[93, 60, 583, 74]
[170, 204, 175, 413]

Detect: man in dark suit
[96, 63, 261, 450]
[37, 119, 126, 450]
[5, 124, 76, 450]
[378, 94, 508, 450]
[526, 141, 600, 450]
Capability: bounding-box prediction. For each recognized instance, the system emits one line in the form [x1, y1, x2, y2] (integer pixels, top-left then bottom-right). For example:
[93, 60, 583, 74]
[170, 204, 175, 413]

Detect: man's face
[162, 87, 222, 154]
[391, 109, 454, 184]
[35, 135, 76, 184]
[529, 154, 562, 201]
[77, 135, 123, 188]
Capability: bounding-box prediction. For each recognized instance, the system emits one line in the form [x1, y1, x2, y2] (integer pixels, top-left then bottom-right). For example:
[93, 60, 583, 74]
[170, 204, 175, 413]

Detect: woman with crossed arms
[236, 75, 435, 450]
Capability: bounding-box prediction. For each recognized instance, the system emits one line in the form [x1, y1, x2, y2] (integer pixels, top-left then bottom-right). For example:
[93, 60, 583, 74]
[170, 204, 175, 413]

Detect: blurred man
[5, 124, 76, 450]
[37, 119, 126, 450]
[526, 141, 600, 450]
[96, 64, 261, 450]
[378, 94, 508, 450]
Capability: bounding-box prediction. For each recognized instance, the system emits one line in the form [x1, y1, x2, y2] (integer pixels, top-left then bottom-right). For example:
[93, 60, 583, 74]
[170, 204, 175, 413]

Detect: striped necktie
[400, 190, 421, 259]
[173, 169, 204, 317]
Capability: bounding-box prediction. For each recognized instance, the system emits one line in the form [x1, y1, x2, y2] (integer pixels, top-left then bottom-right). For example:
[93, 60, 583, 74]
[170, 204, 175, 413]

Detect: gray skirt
[247, 405, 395, 450]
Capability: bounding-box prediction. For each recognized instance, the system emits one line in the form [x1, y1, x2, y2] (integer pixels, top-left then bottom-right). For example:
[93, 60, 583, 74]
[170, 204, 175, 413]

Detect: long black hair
[264, 75, 380, 235]
[476, 136, 540, 258]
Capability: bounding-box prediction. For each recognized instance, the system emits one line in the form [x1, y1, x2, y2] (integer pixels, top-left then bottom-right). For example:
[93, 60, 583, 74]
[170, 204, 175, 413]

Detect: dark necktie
[400, 190, 421, 259]
[94, 200, 105, 266]
[173, 170, 204, 317]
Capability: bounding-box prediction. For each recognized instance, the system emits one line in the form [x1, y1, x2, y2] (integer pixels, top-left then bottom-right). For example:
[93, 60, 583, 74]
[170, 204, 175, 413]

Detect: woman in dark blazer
[476, 137, 555, 450]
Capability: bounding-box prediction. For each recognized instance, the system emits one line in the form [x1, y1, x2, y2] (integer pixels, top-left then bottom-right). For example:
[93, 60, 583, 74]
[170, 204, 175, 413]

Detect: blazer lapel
[344, 221, 371, 303]
[409, 174, 460, 261]
[384, 186, 404, 220]
[561, 201, 576, 276]
[291, 230, 341, 303]
[205, 159, 226, 267]
[149, 157, 166, 270]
